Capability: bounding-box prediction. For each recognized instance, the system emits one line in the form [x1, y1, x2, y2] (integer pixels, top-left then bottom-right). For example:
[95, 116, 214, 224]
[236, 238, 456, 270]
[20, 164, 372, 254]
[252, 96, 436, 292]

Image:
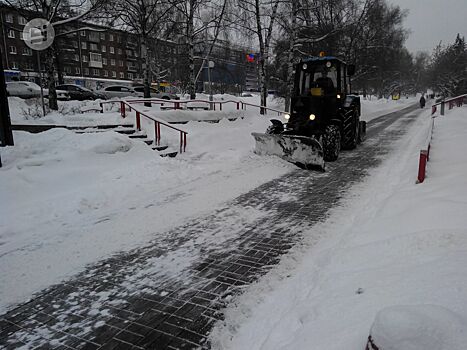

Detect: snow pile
[210, 106, 467, 349]
[368, 305, 467, 350]
[0, 111, 294, 313]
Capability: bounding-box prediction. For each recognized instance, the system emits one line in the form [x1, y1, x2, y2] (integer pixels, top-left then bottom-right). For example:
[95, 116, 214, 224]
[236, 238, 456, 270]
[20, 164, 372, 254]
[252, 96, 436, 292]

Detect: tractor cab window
[298, 64, 338, 96]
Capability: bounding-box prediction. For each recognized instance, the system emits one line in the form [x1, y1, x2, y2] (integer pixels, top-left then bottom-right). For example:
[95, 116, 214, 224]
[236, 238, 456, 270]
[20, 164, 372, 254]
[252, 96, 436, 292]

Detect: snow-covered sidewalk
[211, 106, 467, 349]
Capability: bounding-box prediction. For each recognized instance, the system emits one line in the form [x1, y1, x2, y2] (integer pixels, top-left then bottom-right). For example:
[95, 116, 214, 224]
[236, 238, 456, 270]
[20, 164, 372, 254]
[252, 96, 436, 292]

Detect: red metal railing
[108, 100, 188, 153]
[100, 98, 287, 116]
[418, 93, 466, 183]
[431, 94, 466, 115]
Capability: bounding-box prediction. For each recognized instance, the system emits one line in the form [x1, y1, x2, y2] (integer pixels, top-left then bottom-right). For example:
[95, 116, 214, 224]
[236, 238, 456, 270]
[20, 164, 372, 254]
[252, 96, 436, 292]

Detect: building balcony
[88, 34, 100, 43]
[89, 61, 103, 68]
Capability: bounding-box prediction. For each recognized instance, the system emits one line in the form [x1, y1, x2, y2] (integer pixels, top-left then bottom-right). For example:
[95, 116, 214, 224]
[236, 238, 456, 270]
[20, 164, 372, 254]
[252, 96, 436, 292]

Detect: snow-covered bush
[21, 98, 50, 119]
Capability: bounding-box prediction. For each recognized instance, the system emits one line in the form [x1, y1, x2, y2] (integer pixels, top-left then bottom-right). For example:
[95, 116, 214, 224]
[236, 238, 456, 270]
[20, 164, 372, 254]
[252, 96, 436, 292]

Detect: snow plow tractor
[252, 56, 366, 170]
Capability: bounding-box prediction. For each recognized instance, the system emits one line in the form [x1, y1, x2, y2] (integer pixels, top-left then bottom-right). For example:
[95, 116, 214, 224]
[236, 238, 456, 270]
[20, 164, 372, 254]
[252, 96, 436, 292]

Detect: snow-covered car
[133, 86, 179, 100]
[102, 85, 138, 99]
[6, 81, 69, 100]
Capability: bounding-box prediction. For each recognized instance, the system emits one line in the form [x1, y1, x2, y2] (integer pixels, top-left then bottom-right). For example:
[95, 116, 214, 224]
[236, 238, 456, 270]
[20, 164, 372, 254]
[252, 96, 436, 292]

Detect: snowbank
[368, 305, 467, 350]
[210, 106, 467, 349]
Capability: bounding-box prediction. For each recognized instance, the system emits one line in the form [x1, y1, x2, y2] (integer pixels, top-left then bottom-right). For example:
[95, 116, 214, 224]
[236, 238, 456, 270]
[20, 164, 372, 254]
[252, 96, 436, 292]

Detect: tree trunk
[45, 47, 58, 110]
[285, 0, 299, 112]
[142, 36, 151, 107]
[188, 0, 196, 99]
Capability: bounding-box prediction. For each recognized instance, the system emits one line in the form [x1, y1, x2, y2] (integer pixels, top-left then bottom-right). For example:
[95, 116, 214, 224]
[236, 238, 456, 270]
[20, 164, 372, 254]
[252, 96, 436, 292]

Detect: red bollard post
[417, 150, 428, 184]
[183, 133, 187, 152]
[100, 102, 103, 113]
[220, 103, 222, 111]
[237, 102, 239, 110]
[120, 101, 126, 118]
[431, 105, 436, 115]
[136, 111, 141, 131]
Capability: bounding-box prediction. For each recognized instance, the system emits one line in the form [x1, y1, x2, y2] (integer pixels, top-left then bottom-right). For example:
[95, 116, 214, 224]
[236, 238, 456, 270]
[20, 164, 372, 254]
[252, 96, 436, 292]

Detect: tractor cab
[288, 56, 357, 136]
[295, 56, 354, 98]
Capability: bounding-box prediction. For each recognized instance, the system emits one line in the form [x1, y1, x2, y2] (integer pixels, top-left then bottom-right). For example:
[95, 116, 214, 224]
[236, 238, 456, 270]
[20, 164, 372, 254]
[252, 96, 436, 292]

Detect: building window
[120, 72, 124, 79]
[110, 59, 115, 66]
[83, 55, 88, 62]
[112, 71, 116, 78]
[9, 46, 17, 54]
[119, 60, 123, 67]
[19, 16, 27, 25]
[72, 41, 78, 48]
[8, 30, 15, 39]
[64, 66, 72, 74]
[109, 34, 114, 41]
[118, 48, 122, 55]
[84, 68, 89, 75]
[11, 61, 18, 69]
[100, 33, 105, 40]
[103, 70, 108, 77]
[90, 43, 98, 51]
[93, 69, 100, 76]
[81, 41, 87, 50]
[22, 47, 32, 56]
[101, 45, 106, 53]
[75, 67, 80, 74]
[81, 30, 86, 37]
[102, 58, 107, 65]
[6, 14, 13, 23]
[19, 32, 24, 40]
[110, 46, 114, 54]
[74, 54, 79, 61]
[128, 73, 133, 80]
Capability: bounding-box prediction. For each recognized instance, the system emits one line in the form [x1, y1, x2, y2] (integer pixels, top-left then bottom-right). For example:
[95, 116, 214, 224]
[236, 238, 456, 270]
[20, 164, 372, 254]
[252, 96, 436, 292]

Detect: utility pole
[0, 44, 14, 159]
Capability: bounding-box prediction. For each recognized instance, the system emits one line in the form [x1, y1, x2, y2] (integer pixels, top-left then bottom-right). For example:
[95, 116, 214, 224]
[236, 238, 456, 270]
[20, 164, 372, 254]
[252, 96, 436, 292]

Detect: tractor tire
[323, 125, 341, 161]
[344, 113, 359, 149]
[358, 121, 366, 144]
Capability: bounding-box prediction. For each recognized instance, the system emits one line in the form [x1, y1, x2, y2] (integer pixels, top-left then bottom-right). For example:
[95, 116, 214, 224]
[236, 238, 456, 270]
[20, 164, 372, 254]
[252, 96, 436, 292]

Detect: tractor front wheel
[323, 125, 341, 161]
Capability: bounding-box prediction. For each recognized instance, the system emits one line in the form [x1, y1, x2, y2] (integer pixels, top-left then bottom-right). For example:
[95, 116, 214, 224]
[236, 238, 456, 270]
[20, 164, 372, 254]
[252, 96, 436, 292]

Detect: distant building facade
[0, 5, 259, 93]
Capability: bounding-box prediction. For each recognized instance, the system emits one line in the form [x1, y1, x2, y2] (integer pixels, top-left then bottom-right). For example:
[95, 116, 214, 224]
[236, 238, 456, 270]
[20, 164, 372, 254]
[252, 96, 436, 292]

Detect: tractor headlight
[284, 114, 290, 120]
[337, 94, 341, 99]
[309, 114, 316, 121]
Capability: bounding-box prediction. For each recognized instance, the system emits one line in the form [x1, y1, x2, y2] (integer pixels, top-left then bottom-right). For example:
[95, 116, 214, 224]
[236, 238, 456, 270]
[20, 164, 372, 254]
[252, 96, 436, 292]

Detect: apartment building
[1, 5, 259, 93]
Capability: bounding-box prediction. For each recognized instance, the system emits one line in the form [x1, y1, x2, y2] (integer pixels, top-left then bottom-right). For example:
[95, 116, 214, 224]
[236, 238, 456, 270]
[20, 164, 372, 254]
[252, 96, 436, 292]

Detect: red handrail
[117, 100, 188, 153]
[100, 98, 287, 116]
[431, 94, 467, 115]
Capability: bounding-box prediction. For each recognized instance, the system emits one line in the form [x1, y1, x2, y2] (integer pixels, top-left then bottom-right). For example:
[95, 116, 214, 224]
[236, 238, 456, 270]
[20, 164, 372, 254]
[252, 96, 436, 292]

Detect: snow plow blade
[252, 132, 325, 169]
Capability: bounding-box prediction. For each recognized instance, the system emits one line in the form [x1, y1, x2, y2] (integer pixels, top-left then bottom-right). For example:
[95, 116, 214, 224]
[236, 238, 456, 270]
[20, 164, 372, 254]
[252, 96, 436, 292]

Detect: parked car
[133, 86, 179, 100]
[7, 81, 70, 100]
[56, 84, 105, 100]
[102, 85, 138, 99]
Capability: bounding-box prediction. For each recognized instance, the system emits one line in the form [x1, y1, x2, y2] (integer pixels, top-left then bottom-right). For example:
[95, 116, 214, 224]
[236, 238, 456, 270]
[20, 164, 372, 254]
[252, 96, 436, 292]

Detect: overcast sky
[388, 0, 467, 54]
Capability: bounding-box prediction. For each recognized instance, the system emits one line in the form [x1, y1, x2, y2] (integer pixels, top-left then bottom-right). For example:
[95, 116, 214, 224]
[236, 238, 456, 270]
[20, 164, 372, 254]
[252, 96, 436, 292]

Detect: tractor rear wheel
[323, 125, 341, 161]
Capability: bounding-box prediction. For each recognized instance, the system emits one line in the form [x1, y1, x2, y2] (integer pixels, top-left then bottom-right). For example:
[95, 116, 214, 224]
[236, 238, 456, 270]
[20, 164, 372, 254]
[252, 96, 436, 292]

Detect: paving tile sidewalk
[0, 105, 421, 350]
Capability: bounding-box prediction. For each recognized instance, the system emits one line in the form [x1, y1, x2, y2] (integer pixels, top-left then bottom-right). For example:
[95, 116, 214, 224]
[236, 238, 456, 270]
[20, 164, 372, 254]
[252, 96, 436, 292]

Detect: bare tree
[171, 0, 228, 99]
[4, 0, 111, 110]
[233, 0, 280, 113]
[115, 0, 178, 104]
